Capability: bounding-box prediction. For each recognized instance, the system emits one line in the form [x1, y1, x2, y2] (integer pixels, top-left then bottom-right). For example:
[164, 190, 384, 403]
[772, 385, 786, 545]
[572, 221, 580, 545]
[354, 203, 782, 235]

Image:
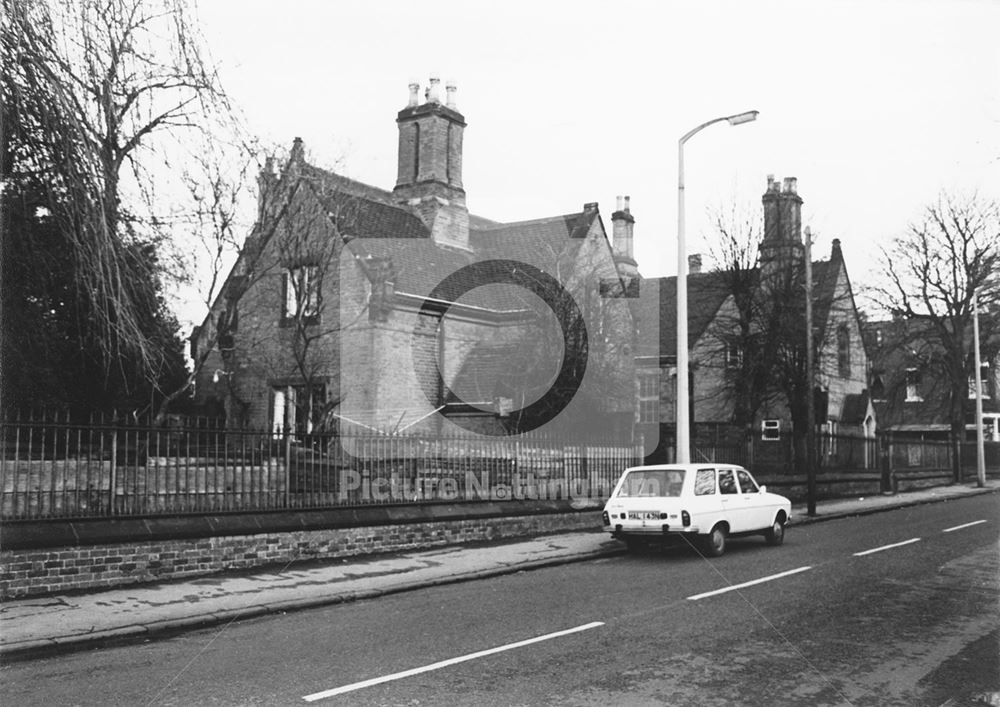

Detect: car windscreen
[616, 469, 686, 498]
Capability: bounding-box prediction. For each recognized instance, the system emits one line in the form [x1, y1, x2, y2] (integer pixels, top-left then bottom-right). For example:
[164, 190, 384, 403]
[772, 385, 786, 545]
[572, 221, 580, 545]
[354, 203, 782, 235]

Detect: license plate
[628, 511, 659, 520]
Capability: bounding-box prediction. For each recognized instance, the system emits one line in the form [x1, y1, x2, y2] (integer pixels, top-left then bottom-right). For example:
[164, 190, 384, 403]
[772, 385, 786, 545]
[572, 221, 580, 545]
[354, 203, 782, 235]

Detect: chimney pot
[290, 137, 304, 163]
[445, 80, 457, 109]
[688, 253, 702, 274]
[408, 82, 420, 107]
[616, 195, 623, 211]
[624, 195, 631, 213]
[782, 177, 797, 194]
[427, 76, 441, 103]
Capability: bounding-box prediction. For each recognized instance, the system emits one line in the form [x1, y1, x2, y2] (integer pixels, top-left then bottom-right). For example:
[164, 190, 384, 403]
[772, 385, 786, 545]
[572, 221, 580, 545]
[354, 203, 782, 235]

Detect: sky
[193, 0, 999, 320]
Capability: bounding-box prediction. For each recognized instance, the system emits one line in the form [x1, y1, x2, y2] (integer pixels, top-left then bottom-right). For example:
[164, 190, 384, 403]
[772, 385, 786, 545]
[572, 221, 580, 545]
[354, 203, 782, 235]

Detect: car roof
[622, 464, 747, 472]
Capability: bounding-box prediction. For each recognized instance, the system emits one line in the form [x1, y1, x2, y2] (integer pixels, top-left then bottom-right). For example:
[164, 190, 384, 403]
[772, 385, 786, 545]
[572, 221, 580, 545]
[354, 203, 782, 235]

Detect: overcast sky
[196, 0, 999, 310]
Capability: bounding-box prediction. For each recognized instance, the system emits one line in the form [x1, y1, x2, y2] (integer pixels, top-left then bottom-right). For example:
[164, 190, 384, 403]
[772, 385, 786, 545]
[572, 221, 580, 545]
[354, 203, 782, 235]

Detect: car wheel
[703, 525, 727, 557]
[764, 518, 785, 546]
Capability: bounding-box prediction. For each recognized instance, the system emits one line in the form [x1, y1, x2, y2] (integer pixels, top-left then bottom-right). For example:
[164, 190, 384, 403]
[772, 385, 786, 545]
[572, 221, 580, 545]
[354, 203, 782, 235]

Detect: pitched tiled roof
[470, 209, 598, 264]
[298, 164, 601, 314]
[634, 254, 849, 362]
[634, 272, 732, 358]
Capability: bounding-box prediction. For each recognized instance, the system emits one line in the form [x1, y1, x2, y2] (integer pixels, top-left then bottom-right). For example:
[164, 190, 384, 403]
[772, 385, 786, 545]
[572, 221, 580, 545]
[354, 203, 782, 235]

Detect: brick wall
[0, 511, 599, 599]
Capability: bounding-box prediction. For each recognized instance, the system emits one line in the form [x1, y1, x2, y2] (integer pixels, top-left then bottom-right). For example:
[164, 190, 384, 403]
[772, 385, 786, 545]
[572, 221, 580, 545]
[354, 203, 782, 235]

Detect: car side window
[694, 469, 716, 496]
[736, 469, 758, 494]
[718, 469, 738, 495]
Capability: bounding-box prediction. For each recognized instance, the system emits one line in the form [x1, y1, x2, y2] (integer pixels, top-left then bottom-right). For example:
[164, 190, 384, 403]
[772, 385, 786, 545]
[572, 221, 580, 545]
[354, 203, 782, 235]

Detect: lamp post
[676, 110, 758, 463]
[973, 290, 986, 487]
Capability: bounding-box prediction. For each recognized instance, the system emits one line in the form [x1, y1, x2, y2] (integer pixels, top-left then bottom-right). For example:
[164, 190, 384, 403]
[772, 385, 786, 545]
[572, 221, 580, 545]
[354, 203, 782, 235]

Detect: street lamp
[676, 110, 758, 463]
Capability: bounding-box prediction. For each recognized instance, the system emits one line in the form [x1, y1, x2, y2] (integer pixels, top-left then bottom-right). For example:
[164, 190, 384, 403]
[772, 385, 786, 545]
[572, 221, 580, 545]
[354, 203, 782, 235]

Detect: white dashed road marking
[852, 538, 921, 556]
[685, 566, 813, 601]
[943, 520, 988, 533]
[302, 621, 605, 702]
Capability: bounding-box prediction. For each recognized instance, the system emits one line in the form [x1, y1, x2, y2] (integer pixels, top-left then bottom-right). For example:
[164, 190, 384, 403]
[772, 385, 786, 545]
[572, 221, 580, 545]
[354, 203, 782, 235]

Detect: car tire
[764, 518, 785, 546]
[703, 525, 727, 557]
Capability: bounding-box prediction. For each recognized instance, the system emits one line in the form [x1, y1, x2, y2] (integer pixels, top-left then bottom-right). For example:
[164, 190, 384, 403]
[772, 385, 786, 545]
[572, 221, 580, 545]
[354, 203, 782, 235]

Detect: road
[2, 494, 998, 706]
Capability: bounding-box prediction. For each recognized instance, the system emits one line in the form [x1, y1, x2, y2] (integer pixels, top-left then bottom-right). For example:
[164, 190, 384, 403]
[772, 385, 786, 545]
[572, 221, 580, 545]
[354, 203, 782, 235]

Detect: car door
[735, 468, 770, 530]
[690, 467, 722, 529]
[717, 467, 750, 532]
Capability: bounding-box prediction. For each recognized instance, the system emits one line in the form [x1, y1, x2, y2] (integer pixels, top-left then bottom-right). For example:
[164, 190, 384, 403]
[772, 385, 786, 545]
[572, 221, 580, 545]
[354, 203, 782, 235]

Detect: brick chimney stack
[759, 174, 805, 277]
[688, 253, 702, 274]
[394, 78, 469, 249]
[611, 195, 638, 279]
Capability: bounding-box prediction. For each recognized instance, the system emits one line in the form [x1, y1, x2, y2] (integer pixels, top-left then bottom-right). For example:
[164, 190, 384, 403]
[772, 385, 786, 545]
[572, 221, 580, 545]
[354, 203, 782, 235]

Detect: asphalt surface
[1, 490, 997, 706]
[0, 481, 997, 663]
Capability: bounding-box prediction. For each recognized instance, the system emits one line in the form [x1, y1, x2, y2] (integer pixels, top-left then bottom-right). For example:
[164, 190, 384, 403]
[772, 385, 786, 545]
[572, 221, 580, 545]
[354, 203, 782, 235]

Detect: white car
[602, 464, 791, 556]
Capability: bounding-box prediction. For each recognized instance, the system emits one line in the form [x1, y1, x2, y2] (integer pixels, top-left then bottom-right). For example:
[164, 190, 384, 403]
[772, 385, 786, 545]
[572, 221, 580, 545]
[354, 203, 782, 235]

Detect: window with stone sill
[968, 362, 991, 399]
[271, 382, 327, 437]
[905, 368, 923, 402]
[637, 372, 660, 423]
[724, 343, 743, 369]
[761, 419, 781, 441]
[283, 265, 320, 321]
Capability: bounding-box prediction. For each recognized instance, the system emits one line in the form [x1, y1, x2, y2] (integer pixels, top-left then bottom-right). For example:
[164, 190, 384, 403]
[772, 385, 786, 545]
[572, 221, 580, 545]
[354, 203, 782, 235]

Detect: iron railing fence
[4, 412, 996, 522]
[0, 415, 643, 521]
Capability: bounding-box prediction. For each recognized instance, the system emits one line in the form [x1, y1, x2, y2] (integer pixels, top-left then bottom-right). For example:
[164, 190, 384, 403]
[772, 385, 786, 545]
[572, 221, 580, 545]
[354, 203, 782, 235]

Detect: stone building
[191, 79, 642, 440]
[634, 177, 873, 454]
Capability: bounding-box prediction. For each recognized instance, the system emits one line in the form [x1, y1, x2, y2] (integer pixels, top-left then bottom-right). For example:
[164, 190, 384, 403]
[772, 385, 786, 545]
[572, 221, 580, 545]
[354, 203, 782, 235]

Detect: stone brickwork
[0, 511, 598, 599]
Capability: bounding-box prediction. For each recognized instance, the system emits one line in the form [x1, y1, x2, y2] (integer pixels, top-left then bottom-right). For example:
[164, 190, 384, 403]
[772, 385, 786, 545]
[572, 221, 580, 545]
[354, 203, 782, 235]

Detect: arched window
[837, 325, 851, 377]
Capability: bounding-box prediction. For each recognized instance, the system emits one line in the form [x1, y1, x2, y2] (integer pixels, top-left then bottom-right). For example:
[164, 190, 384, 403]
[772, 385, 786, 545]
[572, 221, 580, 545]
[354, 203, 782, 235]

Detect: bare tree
[189, 149, 369, 432]
[873, 193, 1000, 481]
[704, 203, 770, 428]
[703, 202, 862, 473]
[3, 0, 231, 412]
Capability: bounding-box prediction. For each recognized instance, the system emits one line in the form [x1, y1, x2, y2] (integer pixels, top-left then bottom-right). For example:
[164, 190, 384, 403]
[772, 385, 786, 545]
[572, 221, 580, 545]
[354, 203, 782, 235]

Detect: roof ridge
[472, 211, 584, 231]
[301, 163, 398, 205]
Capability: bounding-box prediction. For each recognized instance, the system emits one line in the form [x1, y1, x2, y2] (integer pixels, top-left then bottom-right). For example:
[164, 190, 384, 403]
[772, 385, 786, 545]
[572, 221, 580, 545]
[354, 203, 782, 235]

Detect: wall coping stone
[1, 500, 598, 551]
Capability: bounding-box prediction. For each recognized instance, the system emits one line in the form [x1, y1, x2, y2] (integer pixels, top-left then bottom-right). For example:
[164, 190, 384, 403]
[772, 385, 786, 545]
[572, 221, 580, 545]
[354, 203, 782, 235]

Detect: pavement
[1, 480, 997, 661]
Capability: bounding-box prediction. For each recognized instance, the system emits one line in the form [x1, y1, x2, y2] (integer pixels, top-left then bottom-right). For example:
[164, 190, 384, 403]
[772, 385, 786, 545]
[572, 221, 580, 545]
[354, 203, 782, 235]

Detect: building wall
[816, 261, 868, 422]
[0, 511, 600, 599]
[195, 181, 346, 430]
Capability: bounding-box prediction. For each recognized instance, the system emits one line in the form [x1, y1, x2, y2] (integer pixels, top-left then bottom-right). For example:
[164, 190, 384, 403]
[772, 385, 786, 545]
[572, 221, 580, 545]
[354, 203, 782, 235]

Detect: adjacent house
[864, 313, 1000, 442]
[634, 177, 873, 457]
[191, 79, 641, 440]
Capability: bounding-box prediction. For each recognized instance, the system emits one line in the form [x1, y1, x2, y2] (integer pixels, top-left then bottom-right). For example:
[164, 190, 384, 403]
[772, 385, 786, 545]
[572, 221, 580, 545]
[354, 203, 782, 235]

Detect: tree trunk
[950, 423, 963, 484]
